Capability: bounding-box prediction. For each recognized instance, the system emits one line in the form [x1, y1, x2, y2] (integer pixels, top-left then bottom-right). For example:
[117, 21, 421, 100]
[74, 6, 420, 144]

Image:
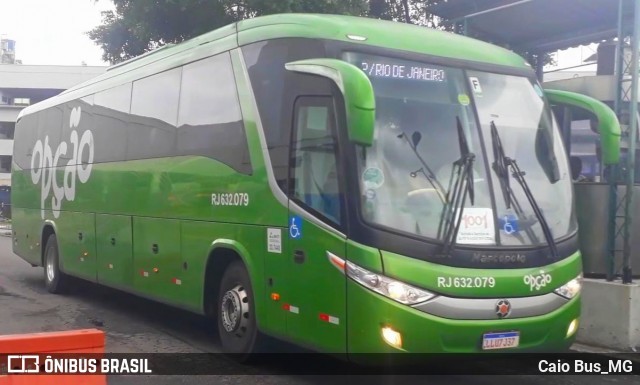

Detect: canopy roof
[428, 0, 635, 53]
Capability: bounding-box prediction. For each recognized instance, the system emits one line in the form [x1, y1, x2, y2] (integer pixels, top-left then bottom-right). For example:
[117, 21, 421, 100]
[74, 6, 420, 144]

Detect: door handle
[293, 250, 305, 264]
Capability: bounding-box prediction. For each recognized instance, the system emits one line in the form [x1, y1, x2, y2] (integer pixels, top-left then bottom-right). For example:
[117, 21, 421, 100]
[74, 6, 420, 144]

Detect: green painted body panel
[11, 156, 279, 224]
[132, 217, 182, 301]
[382, 250, 582, 298]
[95, 214, 133, 288]
[56, 212, 97, 281]
[346, 240, 383, 274]
[11, 206, 44, 266]
[262, 226, 289, 338]
[284, 215, 347, 352]
[347, 278, 579, 353]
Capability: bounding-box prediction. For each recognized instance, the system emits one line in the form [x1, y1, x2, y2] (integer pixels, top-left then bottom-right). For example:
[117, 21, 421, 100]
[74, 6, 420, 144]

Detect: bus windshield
[344, 52, 577, 247]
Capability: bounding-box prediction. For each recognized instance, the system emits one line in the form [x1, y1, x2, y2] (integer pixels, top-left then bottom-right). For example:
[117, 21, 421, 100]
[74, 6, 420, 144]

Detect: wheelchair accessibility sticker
[289, 216, 302, 239]
[499, 214, 519, 235]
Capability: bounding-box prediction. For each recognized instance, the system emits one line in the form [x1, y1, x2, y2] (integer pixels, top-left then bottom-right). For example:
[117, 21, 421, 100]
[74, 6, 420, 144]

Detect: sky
[544, 44, 599, 73]
[0, 0, 114, 66]
[0, 0, 596, 70]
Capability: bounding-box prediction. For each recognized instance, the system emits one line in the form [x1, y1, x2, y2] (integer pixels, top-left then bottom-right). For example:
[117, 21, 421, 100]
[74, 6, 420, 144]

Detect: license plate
[482, 331, 520, 350]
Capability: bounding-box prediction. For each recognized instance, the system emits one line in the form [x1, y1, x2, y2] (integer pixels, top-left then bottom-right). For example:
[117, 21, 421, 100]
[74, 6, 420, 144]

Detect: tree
[89, 0, 551, 68]
[88, 0, 368, 64]
[367, 0, 451, 29]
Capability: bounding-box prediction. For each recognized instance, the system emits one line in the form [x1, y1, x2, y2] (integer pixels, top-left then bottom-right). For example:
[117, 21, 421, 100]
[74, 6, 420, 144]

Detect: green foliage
[88, 0, 444, 64]
[89, 0, 545, 67]
[88, 0, 369, 64]
[367, 0, 449, 29]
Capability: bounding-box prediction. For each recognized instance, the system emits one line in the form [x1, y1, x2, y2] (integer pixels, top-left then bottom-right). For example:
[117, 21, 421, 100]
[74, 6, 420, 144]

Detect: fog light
[382, 326, 402, 349]
[567, 318, 579, 338]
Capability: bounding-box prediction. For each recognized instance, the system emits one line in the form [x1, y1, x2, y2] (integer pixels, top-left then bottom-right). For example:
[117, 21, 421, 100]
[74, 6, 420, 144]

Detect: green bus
[11, 14, 609, 355]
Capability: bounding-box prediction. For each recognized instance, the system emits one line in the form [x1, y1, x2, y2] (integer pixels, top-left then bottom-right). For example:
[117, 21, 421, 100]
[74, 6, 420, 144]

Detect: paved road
[0, 235, 638, 384]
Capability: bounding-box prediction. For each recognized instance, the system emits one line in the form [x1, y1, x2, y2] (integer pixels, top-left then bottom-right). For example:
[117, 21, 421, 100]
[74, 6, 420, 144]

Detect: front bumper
[347, 279, 580, 353]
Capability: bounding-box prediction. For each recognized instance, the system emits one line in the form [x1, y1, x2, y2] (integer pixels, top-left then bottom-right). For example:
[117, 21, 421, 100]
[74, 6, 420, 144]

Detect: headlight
[346, 261, 435, 305]
[554, 273, 582, 299]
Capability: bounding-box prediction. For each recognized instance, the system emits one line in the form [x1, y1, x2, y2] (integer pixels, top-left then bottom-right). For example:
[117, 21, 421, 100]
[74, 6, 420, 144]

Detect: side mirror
[285, 58, 375, 146]
[544, 89, 621, 165]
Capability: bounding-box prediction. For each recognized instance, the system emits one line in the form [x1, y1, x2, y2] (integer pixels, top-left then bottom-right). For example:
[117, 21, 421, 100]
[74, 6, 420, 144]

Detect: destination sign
[359, 61, 446, 82]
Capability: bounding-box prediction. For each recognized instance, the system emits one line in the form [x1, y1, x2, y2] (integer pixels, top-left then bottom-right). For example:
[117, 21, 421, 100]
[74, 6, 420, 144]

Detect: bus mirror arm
[285, 58, 376, 147]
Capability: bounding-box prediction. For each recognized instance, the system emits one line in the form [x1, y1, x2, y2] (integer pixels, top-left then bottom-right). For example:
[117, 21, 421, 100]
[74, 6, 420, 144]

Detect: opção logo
[523, 270, 552, 291]
[30, 107, 94, 219]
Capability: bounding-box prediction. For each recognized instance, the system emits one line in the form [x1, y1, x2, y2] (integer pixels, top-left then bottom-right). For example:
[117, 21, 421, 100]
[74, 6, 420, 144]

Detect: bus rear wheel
[217, 261, 263, 360]
[44, 234, 68, 294]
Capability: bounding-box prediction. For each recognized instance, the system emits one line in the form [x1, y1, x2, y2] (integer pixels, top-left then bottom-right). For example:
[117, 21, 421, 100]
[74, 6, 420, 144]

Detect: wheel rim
[220, 285, 250, 337]
[45, 247, 55, 283]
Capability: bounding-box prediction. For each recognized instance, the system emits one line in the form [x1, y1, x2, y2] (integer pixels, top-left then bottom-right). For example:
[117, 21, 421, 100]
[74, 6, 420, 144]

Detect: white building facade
[0, 64, 106, 186]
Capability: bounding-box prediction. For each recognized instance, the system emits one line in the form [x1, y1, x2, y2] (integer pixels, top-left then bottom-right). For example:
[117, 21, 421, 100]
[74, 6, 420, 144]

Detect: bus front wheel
[44, 234, 68, 294]
[217, 261, 263, 359]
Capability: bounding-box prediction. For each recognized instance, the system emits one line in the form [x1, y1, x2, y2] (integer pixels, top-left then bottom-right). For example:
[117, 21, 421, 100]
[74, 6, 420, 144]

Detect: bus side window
[290, 96, 342, 225]
[177, 53, 252, 174]
[14, 114, 38, 170]
[129, 67, 182, 160]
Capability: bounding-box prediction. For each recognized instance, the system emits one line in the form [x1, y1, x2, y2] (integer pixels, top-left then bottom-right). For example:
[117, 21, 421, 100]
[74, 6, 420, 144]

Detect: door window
[290, 97, 342, 226]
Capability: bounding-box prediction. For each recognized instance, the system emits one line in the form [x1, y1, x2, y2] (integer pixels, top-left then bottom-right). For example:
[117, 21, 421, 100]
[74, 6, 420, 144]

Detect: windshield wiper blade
[491, 121, 511, 209]
[490, 121, 540, 243]
[456, 116, 475, 206]
[490, 121, 558, 259]
[438, 116, 476, 257]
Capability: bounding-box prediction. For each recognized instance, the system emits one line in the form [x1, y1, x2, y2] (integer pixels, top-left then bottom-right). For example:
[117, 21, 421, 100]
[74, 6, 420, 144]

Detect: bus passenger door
[285, 96, 347, 353]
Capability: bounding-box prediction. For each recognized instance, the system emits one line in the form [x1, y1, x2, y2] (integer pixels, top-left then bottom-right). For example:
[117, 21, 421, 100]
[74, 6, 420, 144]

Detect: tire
[43, 234, 68, 294]
[217, 261, 264, 360]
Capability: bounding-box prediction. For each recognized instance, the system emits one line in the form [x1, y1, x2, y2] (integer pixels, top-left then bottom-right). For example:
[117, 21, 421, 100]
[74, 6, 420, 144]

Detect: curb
[570, 343, 640, 363]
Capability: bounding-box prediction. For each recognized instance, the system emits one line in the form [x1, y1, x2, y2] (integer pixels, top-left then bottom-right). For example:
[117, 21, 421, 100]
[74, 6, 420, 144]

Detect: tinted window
[129, 68, 181, 160]
[569, 119, 600, 181]
[14, 114, 38, 169]
[94, 83, 131, 162]
[95, 83, 131, 113]
[242, 39, 328, 190]
[37, 107, 63, 151]
[0, 122, 15, 139]
[0, 155, 11, 173]
[178, 53, 251, 174]
[62, 96, 95, 165]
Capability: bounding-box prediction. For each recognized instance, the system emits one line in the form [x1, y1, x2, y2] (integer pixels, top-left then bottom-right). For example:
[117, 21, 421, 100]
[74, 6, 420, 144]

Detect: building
[0, 64, 106, 186]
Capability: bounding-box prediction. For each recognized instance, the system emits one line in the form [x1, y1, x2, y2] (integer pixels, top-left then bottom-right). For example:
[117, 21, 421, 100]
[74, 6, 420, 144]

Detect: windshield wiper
[490, 121, 511, 209]
[490, 122, 539, 243]
[438, 116, 476, 257]
[399, 131, 447, 204]
[490, 121, 558, 258]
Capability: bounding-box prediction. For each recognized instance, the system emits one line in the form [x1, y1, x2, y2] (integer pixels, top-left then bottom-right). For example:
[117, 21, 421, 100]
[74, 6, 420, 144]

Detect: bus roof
[20, 14, 531, 118]
[236, 14, 530, 69]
